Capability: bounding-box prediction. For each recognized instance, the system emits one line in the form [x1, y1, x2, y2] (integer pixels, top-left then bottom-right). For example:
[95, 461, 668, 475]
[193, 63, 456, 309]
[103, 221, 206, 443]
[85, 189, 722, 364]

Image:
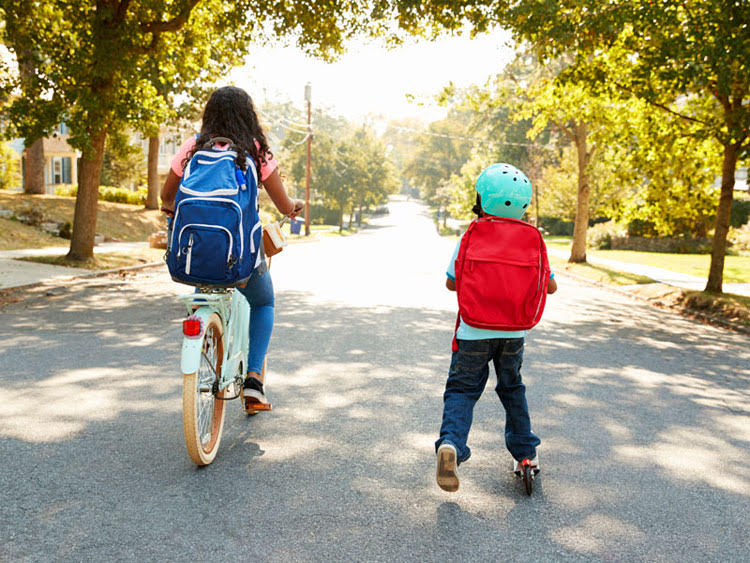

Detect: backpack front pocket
[177, 224, 233, 281]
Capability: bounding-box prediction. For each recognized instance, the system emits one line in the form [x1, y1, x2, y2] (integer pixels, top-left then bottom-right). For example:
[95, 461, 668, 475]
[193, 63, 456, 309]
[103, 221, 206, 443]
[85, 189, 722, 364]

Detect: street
[1, 198, 748, 562]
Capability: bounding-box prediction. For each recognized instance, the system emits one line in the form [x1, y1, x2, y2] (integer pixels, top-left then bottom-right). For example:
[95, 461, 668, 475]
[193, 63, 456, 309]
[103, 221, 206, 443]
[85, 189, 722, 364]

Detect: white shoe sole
[242, 388, 268, 404]
[436, 445, 459, 492]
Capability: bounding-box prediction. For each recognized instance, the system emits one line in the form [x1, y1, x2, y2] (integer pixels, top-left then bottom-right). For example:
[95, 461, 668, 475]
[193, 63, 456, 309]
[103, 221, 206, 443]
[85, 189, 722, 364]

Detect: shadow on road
[0, 274, 748, 560]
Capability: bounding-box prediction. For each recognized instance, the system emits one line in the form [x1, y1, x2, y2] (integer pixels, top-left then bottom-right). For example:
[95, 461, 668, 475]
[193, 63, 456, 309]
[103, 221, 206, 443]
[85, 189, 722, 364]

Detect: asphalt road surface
[1, 198, 748, 562]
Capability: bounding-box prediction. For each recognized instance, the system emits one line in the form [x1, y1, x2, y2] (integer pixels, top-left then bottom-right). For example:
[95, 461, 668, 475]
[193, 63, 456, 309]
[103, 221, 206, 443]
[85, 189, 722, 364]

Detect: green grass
[17, 248, 164, 270]
[548, 255, 656, 286]
[546, 237, 749, 284]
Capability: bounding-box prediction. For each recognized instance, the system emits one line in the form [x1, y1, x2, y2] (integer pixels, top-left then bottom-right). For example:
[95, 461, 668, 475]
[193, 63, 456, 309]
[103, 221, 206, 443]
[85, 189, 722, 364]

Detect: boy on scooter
[435, 163, 557, 493]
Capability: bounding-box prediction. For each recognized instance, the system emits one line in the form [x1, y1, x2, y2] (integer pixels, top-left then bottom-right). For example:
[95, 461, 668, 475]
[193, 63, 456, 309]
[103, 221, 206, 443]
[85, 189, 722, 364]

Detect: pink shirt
[170, 137, 279, 182]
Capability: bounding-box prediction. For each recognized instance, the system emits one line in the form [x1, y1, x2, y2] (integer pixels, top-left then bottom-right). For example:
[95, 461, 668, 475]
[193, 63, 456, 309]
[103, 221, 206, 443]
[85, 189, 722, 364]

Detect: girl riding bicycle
[161, 85, 303, 413]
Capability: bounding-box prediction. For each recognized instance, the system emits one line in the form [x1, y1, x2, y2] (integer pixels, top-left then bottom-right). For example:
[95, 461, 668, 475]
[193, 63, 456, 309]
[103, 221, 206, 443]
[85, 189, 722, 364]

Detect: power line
[388, 125, 553, 151]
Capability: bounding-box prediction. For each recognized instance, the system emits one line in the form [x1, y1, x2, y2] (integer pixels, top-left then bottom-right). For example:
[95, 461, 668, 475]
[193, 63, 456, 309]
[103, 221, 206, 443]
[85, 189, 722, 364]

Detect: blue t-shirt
[447, 233, 554, 340]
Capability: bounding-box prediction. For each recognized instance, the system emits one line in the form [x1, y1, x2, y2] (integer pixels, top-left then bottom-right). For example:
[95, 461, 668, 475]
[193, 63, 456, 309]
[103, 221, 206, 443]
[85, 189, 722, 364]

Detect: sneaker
[436, 443, 460, 492]
[242, 376, 272, 414]
[513, 455, 540, 476]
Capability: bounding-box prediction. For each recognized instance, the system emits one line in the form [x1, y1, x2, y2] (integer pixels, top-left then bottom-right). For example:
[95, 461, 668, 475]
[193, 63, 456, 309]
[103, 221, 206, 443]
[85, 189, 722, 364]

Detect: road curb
[556, 270, 750, 335]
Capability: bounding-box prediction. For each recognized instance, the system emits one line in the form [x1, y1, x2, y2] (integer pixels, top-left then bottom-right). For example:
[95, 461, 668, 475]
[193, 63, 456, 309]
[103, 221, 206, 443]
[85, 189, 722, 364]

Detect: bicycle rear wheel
[183, 313, 226, 466]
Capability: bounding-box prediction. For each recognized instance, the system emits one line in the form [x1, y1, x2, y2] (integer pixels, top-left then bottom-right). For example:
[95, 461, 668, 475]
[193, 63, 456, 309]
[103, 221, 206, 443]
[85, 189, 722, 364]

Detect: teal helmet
[475, 163, 532, 219]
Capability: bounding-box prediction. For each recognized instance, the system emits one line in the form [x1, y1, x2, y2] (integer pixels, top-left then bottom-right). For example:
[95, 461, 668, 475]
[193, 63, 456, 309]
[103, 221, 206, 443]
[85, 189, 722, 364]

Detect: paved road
[1, 198, 748, 562]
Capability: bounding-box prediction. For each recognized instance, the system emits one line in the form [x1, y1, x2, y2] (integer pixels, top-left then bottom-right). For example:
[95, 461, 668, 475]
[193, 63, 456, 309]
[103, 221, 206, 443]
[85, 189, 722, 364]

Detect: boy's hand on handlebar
[161, 206, 174, 218]
[287, 199, 304, 218]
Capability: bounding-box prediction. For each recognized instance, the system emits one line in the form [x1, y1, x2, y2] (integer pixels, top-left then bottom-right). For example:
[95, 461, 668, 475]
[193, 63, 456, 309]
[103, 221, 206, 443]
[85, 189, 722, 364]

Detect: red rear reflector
[183, 318, 202, 337]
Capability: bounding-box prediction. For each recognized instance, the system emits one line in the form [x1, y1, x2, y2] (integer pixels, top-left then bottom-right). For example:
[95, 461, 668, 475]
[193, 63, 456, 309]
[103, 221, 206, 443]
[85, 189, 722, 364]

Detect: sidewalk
[547, 247, 750, 296]
[0, 242, 154, 290]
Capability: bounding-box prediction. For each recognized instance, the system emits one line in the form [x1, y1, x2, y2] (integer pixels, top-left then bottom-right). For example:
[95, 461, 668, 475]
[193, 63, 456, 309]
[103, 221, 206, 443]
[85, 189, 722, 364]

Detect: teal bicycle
[177, 287, 250, 465]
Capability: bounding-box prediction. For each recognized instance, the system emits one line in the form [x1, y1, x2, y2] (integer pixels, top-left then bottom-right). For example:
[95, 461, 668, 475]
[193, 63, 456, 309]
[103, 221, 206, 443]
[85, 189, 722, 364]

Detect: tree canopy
[0, 0, 486, 259]
[497, 0, 750, 290]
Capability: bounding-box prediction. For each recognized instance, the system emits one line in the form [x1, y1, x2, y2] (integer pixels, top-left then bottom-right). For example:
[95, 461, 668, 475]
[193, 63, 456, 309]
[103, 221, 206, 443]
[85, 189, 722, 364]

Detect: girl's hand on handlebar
[161, 206, 175, 218]
[287, 199, 304, 219]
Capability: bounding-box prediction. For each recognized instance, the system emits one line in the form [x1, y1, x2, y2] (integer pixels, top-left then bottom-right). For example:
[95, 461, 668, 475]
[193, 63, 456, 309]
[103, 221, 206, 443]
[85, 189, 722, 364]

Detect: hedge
[55, 184, 148, 206]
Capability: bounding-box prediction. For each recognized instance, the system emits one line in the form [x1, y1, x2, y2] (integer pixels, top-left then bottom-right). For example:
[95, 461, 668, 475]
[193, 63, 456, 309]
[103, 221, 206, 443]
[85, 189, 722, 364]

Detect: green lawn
[17, 248, 165, 270]
[546, 238, 750, 284]
[548, 255, 656, 286]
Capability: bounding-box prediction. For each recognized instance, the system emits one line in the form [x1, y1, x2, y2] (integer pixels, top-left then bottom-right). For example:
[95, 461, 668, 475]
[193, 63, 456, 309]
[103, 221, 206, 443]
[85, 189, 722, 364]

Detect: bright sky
[229, 29, 516, 125]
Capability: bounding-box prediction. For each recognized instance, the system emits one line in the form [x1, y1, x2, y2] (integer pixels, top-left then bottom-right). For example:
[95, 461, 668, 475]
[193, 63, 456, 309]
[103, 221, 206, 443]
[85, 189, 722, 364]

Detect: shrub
[539, 216, 574, 236]
[54, 184, 77, 197]
[731, 197, 750, 228]
[54, 184, 148, 205]
[728, 223, 750, 255]
[587, 221, 627, 249]
[0, 142, 20, 189]
[59, 221, 72, 239]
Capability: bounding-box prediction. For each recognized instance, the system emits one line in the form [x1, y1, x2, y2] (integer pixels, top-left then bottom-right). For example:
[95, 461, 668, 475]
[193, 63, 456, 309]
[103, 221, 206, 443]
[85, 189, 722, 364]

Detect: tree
[347, 128, 398, 227]
[449, 66, 557, 224]
[403, 110, 473, 217]
[499, 0, 750, 291]
[382, 117, 424, 196]
[606, 105, 722, 238]
[2, 0, 484, 261]
[510, 54, 622, 263]
[0, 140, 19, 189]
[100, 130, 146, 189]
[1, 6, 63, 194]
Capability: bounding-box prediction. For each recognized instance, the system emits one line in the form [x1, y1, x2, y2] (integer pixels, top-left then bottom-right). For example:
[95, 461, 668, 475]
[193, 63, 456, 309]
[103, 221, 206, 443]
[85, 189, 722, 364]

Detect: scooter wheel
[522, 461, 533, 496]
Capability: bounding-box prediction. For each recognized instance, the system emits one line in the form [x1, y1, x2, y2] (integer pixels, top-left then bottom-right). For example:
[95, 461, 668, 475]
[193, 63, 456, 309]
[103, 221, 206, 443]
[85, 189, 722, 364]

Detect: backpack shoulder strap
[452, 220, 479, 352]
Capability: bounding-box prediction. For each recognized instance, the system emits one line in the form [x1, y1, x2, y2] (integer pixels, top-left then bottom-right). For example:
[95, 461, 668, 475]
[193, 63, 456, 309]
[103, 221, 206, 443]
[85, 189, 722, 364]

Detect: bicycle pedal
[243, 400, 272, 414]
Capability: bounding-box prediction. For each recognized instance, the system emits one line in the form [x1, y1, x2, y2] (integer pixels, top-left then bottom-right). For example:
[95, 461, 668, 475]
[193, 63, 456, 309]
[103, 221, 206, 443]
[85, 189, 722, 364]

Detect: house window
[50, 157, 71, 184]
[62, 157, 71, 183]
[53, 158, 63, 184]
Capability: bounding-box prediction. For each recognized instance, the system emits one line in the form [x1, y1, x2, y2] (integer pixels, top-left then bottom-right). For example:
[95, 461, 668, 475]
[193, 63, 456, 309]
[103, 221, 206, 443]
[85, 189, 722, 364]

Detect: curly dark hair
[183, 86, 272, 174]
[472, 194, 483, 217]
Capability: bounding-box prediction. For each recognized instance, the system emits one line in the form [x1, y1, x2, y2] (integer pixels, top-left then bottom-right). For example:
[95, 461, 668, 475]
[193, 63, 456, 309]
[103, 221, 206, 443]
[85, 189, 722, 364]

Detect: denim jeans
[237, 267, 274, 374]
[436, 338, 540, 464]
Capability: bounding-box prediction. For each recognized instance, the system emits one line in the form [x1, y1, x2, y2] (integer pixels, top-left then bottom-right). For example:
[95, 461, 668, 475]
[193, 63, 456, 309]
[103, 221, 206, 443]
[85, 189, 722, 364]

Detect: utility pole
[304, 82, 312, 236]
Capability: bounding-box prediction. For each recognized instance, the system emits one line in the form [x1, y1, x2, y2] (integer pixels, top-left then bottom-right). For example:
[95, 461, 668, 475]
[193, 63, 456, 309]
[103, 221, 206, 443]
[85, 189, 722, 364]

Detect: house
[9, 123, 79, 192]
[9, 124, 188, 192]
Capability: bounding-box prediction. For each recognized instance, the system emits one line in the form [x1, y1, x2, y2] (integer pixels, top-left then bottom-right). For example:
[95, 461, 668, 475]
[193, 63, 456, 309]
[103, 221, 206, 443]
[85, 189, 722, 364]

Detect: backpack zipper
[185, 234, 194, 275]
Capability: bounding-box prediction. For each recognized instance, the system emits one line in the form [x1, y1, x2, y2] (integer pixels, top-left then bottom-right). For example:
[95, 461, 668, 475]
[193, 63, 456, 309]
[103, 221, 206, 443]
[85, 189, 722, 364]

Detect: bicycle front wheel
[183, 313, 226, 466]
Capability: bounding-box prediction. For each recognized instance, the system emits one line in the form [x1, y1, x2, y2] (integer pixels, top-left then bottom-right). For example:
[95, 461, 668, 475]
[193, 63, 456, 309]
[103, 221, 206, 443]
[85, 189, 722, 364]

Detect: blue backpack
[166, 137, 262, 287]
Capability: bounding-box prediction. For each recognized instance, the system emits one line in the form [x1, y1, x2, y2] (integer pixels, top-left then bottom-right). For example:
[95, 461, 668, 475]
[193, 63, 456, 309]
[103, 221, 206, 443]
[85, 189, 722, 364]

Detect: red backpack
[453, 216, 550, 350]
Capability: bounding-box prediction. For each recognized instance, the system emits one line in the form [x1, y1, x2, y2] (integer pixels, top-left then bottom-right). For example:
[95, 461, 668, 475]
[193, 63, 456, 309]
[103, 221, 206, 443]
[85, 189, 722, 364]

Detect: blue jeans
[436, 338, 540, 464]
[237, 267, 274, 375]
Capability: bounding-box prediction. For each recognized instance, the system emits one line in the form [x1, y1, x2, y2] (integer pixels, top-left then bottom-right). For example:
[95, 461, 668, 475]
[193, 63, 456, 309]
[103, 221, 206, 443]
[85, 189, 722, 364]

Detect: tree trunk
[569, 123, 591, 263]
[67, 130, 108, 261]
[338, 207, 344, 232]
[357, 203, 363, 227]
[145, 135, 160, 209]
[705, 143, 738, 293]
[25, 138, 45, 194]
[348, 207, 354, 229]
